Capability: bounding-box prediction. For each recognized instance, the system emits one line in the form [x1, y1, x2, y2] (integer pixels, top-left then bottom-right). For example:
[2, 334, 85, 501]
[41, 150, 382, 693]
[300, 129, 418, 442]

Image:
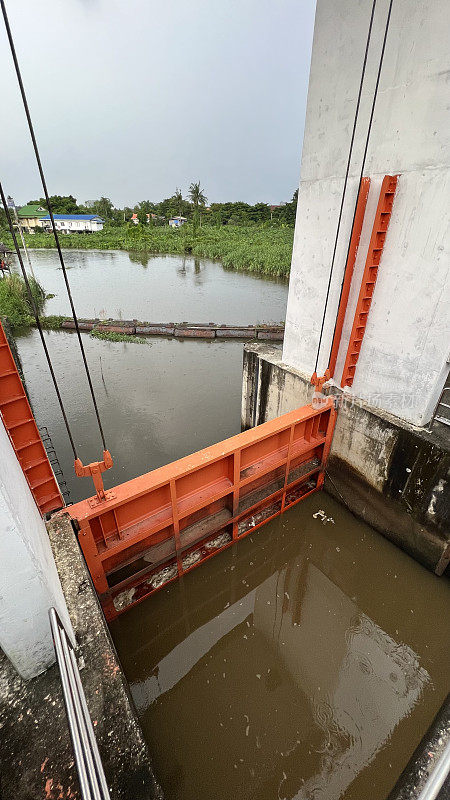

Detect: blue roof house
[39, 214, 105, 233]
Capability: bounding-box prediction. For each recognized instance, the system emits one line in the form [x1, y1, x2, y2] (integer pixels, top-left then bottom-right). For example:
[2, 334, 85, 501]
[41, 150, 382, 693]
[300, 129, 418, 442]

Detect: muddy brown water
[111, 493, 450, 800]
[11, 251, 450, 799]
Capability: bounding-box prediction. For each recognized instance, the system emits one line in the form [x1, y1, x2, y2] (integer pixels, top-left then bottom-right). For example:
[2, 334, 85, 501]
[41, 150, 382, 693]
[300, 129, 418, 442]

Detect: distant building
[39, 214, 104, 233]
[17, 204, 47, 233]
[168, 216, 187, 228]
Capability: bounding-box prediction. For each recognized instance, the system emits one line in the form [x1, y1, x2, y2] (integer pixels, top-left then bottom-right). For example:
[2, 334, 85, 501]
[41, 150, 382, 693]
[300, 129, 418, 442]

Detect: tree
[173, 188, 184, 216]
[188, 181, 207, 233]
[31, 195, 80, 214]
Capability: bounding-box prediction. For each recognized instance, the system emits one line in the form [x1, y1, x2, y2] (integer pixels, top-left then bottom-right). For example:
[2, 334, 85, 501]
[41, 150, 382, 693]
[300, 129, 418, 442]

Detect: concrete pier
[242, 343, 450, 575]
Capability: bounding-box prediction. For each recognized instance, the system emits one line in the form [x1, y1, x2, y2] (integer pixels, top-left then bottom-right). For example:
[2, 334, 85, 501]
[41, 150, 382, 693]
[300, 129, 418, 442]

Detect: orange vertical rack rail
[328, 177, 371, 377]
[341, 174, 398, 388]
[0, 319, 64, 515]
[67, 399, 336, 620]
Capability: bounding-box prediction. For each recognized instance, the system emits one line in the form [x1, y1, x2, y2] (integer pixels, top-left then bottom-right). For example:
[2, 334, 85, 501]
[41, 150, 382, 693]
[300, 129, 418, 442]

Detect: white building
[39, 214, 104, 233]
[169, 216, 187, 228]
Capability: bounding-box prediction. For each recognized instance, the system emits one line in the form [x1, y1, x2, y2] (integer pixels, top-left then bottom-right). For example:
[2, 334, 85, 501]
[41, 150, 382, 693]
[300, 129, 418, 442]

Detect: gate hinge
[74, 450, 114, 503]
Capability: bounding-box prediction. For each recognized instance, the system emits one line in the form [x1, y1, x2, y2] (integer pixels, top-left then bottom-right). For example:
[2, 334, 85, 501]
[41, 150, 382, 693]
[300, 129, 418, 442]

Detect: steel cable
[315, 0, 395, 373]
[326, 0, 395, 371]
[0, 181, 78, 459]
[1, 0, 107, 451]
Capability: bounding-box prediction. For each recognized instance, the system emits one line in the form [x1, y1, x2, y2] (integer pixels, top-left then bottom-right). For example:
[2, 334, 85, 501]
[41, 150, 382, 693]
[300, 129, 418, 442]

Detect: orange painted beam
[341, 175, 398, 388]
[0, 319, 64, 515]
[328, 177, 370, 377]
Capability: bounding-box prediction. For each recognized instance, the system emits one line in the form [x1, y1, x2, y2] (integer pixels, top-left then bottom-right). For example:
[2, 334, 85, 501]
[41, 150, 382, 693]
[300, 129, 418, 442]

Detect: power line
[1, 0, 107, 451]
[0, 180, 78, 460]
[314, 0, 376, 373]
[315, 0, 395, 374]
[327, 0, 395, 371]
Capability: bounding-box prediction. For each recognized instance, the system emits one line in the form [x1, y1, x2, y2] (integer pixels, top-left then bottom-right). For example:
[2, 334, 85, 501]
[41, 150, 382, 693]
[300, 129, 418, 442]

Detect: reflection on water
[10, 249, 288, 324]
[111, 494, 450, 800]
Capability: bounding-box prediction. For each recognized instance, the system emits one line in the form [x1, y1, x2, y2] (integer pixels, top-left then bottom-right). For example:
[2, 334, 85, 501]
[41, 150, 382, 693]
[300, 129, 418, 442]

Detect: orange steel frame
[328, 177, 371, 377]
[0, 320, 63, 515]
[341, 174, 398, 388]
[67, 399, 336, 620]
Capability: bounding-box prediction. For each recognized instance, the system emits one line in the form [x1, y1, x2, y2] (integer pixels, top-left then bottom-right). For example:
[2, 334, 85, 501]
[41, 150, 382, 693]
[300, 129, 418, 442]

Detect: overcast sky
[0, 0, 316, 208]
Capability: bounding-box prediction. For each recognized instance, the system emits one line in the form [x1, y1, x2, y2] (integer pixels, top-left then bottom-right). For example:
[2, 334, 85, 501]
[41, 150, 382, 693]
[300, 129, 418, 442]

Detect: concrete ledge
[174, 327, 215, 338]
[0, 514, 163, 800]
[99, 325, 136, 335]
[62, 319, 97, 331]
[242, 342, 450, 575]
[136, 325, 175, 336]
[216, 327, 257, 339]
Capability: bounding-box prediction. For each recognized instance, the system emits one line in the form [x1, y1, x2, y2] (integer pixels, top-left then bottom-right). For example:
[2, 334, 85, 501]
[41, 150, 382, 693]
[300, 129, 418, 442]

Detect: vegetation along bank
[5, 225, 294, 280]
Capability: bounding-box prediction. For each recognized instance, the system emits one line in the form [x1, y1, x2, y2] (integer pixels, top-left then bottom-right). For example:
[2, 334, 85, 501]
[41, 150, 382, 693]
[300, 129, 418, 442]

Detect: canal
[12, 249, 288, 502]
[11, 249, 450, 799]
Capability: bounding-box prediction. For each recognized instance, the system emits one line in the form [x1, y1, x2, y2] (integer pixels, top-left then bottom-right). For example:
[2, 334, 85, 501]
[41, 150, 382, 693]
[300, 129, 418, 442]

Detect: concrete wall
[0, 419, 74, 679]
[282, 0, 450, 426]
[242, 343, 450, 574]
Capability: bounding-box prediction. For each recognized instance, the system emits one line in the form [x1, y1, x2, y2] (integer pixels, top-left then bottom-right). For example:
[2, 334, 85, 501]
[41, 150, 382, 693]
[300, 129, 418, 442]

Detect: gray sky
[0, 0, 316, 208]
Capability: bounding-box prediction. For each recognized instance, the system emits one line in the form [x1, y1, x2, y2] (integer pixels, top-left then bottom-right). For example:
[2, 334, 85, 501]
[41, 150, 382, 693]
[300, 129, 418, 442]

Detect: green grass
[90, 329, 148, 344]
[0, 273, 46, 328]
[3, 224, 294, 279]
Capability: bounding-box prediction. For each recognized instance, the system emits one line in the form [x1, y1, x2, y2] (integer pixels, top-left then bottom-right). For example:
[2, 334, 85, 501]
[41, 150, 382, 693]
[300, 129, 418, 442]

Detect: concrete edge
[47, 513, 163, 800]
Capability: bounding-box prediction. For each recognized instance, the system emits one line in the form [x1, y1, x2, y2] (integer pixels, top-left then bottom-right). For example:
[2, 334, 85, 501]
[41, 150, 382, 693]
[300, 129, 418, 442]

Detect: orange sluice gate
[67, 399, 336, 620]
[0, 320, 64, 515]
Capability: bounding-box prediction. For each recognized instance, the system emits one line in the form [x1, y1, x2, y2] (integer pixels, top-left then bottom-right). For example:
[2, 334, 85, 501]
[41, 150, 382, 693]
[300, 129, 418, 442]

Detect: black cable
[314, 0, 394, 374]
[314, 0, 376, 373]
[327, 0, 395, 370]
[0, 181, 78, 460]
[1, 0, 107, 451]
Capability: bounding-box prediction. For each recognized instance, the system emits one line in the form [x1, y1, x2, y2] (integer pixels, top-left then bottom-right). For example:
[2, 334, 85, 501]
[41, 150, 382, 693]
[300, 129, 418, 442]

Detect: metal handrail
[49, 608, 111, 800]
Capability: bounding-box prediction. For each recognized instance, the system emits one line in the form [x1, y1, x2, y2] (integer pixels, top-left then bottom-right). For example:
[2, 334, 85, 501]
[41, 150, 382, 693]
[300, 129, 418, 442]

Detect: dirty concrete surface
[0, 515, 162, 800]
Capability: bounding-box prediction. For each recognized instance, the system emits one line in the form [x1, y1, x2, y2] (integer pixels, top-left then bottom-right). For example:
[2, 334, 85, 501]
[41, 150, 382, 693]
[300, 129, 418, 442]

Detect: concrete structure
[0, 418, 74, 679]
[242, 0, 449, 573]
[39, 213, 104, 233]
[16, 203, 47, 232]
[283, 0, 449, 427]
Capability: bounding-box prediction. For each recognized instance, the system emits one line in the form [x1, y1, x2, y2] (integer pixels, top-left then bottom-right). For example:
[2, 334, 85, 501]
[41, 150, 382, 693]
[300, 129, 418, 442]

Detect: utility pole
[7, 195, 36, 279]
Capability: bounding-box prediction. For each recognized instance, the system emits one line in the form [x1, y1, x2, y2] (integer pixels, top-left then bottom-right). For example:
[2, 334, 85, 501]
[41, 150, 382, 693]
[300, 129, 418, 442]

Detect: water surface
[13, 249, 288, 324]
[15, 329, 244, 503]
[111, 493, 450, 800]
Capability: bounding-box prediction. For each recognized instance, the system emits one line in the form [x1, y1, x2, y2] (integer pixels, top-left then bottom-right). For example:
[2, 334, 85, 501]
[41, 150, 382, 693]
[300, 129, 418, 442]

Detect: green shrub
[0, 273, 46, 328]
[2, 224, 294, 279]
[90, 329, 148, 344]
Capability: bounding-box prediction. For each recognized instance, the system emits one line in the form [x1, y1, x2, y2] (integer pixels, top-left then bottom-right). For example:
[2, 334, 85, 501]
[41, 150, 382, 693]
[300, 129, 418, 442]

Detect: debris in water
[205, 532, 232, 550]
[182, 551, 201, 569]
[313, 509, 335, 525]
[149, 564, 177, 589]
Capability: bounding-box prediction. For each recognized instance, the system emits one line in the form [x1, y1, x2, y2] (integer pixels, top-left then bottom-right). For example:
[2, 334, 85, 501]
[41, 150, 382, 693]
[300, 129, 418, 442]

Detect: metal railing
[49, 608, 111, 800]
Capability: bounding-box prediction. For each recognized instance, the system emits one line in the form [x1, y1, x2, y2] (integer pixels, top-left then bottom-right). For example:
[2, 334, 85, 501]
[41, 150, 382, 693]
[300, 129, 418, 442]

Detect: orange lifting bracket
[341, 174, 398, 388]
[66, 398, 336, 620]
[0, 319, 64, 515]
[74, 450, 114, 506]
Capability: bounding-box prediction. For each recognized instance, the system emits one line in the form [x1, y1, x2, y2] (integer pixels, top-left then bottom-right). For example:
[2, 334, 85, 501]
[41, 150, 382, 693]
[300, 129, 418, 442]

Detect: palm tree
[173, 188, 184, 217]
[188, 181, 207, 233]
